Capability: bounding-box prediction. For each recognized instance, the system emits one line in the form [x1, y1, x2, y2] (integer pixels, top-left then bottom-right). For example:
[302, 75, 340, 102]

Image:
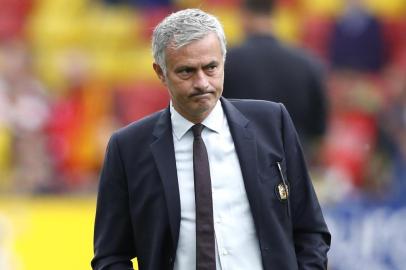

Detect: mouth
[190, 91, 214, 98]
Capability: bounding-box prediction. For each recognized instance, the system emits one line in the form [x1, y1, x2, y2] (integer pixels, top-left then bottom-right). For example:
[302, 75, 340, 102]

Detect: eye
[177, 68, 194, 78]
[205, 64, 217, 74]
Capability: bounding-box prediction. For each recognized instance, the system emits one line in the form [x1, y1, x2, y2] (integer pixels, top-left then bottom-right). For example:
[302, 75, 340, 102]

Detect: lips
[190, 91, 214, 98]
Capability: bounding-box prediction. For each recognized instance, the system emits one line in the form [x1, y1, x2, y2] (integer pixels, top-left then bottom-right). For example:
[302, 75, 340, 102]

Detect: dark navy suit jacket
[92, 98, 331, 270]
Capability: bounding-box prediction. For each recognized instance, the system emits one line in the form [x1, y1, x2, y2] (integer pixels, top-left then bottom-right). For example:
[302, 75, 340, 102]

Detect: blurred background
[0, 0, 405, 269]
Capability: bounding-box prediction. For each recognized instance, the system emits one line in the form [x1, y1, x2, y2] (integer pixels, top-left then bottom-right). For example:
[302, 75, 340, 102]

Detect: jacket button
[168, 256, 174, 264]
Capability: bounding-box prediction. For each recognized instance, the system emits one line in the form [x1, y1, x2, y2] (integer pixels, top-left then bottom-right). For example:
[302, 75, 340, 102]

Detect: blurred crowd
[0, 0, 405, 201]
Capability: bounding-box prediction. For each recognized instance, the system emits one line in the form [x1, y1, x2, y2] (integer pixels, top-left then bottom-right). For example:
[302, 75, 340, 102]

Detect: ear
[153, 63, 167, 85]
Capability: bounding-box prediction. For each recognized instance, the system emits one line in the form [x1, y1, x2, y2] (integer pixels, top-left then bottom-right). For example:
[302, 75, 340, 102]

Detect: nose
[193, 70, 209, 90]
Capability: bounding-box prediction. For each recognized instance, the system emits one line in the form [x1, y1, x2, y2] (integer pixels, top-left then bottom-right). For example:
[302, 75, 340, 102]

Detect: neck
[242, 11, 273, 36]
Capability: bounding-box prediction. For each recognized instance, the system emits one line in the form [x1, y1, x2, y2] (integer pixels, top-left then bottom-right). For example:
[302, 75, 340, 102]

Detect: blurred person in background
[321, 0, 387, 198]
[322, 71, 384, 200]
[0, 39, 52, 193]
[328, 0, 386, 72]
[223, 0, 328, 163]
[46, 49, 118, 192]
[92, 8, 330, 270]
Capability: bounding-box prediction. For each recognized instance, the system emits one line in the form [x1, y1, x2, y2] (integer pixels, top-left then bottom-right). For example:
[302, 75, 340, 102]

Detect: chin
[198, 100, 215, 111]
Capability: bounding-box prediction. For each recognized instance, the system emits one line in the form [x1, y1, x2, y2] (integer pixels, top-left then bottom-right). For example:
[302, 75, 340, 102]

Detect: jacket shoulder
[225, 98, 291, 132]
[228, 98, 282, 114]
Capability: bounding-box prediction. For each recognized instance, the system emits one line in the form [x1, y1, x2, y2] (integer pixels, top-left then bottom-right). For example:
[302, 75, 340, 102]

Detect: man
[223, 0, 328, 156]
[92, 8, 330, 270]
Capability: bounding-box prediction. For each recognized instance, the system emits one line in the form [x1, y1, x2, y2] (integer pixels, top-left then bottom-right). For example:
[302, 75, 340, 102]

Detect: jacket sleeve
[279, 103, 331, 269]
[91, 133, 136, 270]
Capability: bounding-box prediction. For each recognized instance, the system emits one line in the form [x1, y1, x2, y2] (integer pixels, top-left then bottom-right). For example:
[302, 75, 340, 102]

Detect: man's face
[153, 33, 224, 123]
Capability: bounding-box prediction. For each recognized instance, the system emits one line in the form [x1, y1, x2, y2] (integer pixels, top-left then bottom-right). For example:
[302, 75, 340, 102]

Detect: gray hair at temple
[152, 8, 227, 75]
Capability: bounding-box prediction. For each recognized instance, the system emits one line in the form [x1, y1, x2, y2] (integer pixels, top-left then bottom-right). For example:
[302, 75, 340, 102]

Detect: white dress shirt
[170, 100, 263, 270]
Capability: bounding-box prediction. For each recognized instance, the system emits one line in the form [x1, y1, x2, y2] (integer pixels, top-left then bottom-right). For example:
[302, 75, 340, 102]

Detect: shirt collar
[170, 100, 224, 141]
[202, 100, 223, 134]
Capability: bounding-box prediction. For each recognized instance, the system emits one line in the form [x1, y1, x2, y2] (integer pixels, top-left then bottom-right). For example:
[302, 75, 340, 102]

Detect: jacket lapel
[149, 99, 264, 252]
[150, 107, 180, 251]
[221, 98, 264, 238]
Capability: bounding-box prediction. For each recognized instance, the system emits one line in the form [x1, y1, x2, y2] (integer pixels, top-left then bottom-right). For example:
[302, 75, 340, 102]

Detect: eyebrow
[174, 60, 220, 73]
[203, 61, 219, 68]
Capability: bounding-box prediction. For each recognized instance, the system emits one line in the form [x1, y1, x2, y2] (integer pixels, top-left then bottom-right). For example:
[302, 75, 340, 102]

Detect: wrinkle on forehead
[165, 33, 223, 69]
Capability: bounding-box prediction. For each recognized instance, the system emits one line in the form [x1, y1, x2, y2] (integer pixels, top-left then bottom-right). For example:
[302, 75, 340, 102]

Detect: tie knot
[192, 124, 204, 138]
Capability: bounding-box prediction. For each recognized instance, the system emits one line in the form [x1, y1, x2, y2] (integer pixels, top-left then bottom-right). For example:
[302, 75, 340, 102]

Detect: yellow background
[0, 197, 138, 270]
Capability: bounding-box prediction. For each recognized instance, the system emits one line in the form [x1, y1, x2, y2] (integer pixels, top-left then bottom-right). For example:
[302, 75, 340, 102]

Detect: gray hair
[152, 8, 227, 75]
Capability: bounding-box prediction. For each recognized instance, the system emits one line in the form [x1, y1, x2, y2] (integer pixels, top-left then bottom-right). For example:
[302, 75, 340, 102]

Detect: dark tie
[192, 124, 216, 270]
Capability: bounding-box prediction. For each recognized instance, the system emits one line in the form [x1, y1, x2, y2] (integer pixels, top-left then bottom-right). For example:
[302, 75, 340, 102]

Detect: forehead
[165, 33, 223, 68]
